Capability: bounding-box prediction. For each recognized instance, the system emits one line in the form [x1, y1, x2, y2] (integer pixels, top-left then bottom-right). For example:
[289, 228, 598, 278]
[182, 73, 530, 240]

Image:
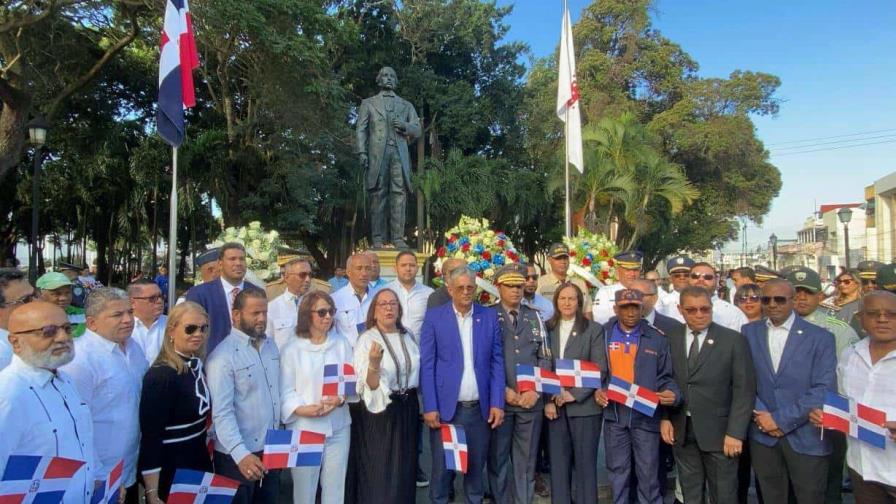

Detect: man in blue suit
[743, 278, 836, 504]
[185, 242, 257, 354]
[420, 266, 505, 504]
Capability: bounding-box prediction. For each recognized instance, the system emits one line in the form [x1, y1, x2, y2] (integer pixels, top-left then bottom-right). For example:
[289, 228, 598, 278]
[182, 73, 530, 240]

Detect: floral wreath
[563, 229, 619, 289]
[214, 221, 283, 281]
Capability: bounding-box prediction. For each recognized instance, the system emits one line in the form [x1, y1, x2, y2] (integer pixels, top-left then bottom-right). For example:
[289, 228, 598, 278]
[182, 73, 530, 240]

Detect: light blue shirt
[206, 328, 281, 463]
[0, 328, 11, 371]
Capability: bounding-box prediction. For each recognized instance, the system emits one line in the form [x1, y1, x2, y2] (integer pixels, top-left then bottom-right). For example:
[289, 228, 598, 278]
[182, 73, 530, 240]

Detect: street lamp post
[837, 207, 853, 270]
[27, 116, 50, 284]
[769, 233, 778, 270]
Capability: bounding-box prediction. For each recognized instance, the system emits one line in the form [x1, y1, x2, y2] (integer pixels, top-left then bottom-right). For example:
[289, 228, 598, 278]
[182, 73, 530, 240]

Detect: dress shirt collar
[83, 328, 119, 353]
[854, 337, 896, 367]
[454, 304, 473, 320]
[687, 327, 709, 340]
[220, 276, 245, 292]
[766, 311, 796, 331]
[644, 310, 656, 325]
[230, 327, 266, 346]
[8, 354, 56, 388]
[135, 315, 164, 332]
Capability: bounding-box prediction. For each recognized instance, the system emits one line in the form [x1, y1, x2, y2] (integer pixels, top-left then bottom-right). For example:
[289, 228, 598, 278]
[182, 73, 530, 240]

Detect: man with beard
[64, 288, 148, 503]
[207, 287, 281, 503]
[0, 301, 97, 503]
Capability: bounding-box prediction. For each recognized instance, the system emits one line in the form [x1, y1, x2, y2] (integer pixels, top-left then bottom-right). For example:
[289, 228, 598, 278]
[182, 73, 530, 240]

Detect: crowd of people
[0, 241, 894, 504]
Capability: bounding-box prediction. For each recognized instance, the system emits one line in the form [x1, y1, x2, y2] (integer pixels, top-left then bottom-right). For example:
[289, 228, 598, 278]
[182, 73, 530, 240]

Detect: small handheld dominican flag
[822, 392, 888, 449]
[0, 455, 85, 503]
[441, 424, 468, 473]
[90, 459, 124, 504]
[606, 376, 660, 417]
[516, 364, 562, 395]
[167, 469, 239, 504]
[322, 363, 357, 397]
[555, 359, 601, 388]
[262, 429, 326, 469]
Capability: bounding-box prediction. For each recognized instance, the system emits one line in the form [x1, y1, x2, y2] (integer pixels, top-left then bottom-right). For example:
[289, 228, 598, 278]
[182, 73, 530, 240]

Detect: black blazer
[666, 322, 756, 452]
[650, 311, 684, 337]
[548, 319, 605, 417]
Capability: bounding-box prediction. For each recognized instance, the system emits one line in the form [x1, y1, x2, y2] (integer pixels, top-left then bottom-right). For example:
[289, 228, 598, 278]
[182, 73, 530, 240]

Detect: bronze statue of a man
[356, 66, 421, 249]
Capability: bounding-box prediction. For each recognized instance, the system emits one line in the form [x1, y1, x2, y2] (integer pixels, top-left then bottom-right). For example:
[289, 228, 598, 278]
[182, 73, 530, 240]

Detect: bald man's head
[7, 301, 74, 370]
[631, 279, 659, 314]
[442, 258, 467, 277]
[859, 291, 896, 343]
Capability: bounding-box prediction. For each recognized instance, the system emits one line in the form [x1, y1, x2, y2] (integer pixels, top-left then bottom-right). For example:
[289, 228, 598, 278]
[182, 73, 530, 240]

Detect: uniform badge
[795, 272, 807, 281]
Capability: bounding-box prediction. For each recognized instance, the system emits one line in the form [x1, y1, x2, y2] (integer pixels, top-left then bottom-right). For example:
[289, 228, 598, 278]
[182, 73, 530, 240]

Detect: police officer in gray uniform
[488, 263, 550, 504]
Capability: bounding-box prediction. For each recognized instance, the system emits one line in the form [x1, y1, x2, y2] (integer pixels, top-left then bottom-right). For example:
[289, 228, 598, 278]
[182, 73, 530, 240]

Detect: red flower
[506, 251, 517, 261]
[607, 259, 614, 267]
[569, 251, 577, 257]
[482, 251, 492, 261]
[479, 292, 490, 304]
[602, 270, 610, 279]
[582, 258, 592, 266]
[449, 234, 459, 243]
[497, 239, 505, 247]
[462, 243, 471, 252]
[437, 247, 447, 258]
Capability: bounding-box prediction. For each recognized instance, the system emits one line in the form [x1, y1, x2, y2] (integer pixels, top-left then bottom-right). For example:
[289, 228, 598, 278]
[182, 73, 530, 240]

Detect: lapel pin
[797, 330, 803, 335]
[707, 339, 714, 345]
[475, 318, 481, 323]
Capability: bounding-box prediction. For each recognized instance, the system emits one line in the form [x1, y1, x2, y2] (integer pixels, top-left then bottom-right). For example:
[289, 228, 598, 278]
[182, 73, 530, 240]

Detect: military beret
[57, 262, 84, 272]
[857, 260, 885, 280]
[786, 267, 822, 294]
[665, 255, 694, 274]
[875, 263, 896, 292]
[615, 288, 643, 306]
[754, 265, 782, 282]
[194, 248, 220, 268]
[614, 251, 643, 270]
[495, 263, 527, 286]
[548, 243, 570, 258]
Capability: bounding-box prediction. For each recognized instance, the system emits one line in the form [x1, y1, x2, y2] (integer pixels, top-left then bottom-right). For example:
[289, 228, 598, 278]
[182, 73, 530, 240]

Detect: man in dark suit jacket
[743, 278, 836, 504]
[420, 266, 505, 504]
[184, 242, 256, 353]
[662, 286, 756, 504]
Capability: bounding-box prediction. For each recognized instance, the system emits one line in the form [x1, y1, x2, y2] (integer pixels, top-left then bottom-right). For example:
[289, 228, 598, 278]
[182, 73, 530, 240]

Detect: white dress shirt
[592, 283, 624, 324]
[385, 279, 433, 342]
[207, 328, 281, 463]
[0, 356, 97, 503]
[131, 315, 167, 364]
[267, 290, 303, 350]
[221, 277, 245, 314]
[656, 289, 682, 320]
[686, 328, 709, 357]
[0, 328, 11, 370]
[331, 284, 373, 347]
[766, 312, 795, 373]
[279, 331, 357, 436]
[558, 319, 575, 359]
[63, 330, 148, 486]
[455, 307, 479, 401]
[839, 339, 896, 486]
[354, 328, 420, 413]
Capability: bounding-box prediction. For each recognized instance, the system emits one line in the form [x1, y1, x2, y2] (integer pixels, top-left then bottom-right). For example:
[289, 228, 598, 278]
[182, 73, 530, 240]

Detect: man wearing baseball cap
[537, 243, 588, 302]
[58, 261, 89, 307]
[36, 272, 86, 337]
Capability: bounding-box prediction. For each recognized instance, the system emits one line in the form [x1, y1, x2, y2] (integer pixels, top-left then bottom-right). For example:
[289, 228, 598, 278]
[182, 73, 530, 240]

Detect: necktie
[293, 295, 300, 307]
[688, 330, 701, 372]
[230, 287, 240, 307]
[509, 310, 518, 330]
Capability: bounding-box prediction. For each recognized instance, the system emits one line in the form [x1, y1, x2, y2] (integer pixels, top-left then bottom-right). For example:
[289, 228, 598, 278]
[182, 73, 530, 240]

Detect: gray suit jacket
[666, 322, 756, 452]
[548, 319, 605, 417]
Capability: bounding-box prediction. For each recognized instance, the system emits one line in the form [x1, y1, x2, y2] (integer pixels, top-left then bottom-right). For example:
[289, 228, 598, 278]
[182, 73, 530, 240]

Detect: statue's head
[376, 67, 398, 91]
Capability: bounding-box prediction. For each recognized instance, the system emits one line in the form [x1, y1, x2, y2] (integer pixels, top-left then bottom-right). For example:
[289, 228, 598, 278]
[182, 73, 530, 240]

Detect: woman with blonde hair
[138, 301, 213, 503]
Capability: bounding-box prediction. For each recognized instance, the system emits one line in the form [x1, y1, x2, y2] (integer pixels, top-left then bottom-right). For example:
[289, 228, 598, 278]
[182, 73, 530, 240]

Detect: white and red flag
[556, 3, 583, 173]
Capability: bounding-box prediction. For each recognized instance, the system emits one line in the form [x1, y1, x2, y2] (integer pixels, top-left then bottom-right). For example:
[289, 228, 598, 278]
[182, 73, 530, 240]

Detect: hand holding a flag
[238, 453, 267, 482]
[552, 388, 577, 407]
[594, 388, 609, 407]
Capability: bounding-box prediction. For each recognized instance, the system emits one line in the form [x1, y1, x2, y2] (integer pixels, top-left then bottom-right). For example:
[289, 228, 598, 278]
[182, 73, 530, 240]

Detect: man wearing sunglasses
[742, 278, 837, 504]
[0, 301, 97, 503]
[0, 268, 34, 370]
[267, 258, 313, 350]
[129, 278, 167, 363]
[64, 287, 147, 504]
[656, 255, 694, 321]
[665, 262, 748, 332]
[857, 260, 884, 294]
[786, 267, 859, 504]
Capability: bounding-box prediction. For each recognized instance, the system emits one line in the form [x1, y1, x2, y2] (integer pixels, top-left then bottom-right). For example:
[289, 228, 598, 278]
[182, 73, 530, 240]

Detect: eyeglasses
[861, 279, 876, 286]
[133, 294, 164, 303]
[737, 295, 761, 303]
[289, 272, 311, 279]
[0, 292, 37, 308]
[672, 272, 690, 278]
[862, 309, 896, 320]
[836, 278, 854, 285]
[183, 324, 209, 335]
[313, 308, 337, 318]
[376, 301, 399, 308]
[525, 275, 539, 281]
[760, 296, 790, 305]
[454, 285, 476, 292]
[682, 306, 712, 315]
[690, 273, 715, 281]
[12, 323, 73, 338]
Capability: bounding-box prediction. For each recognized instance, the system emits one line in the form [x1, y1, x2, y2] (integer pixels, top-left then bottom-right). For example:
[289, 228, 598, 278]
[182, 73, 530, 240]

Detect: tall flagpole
[168, 146, 178, 305]
[563, 0, 571, 239]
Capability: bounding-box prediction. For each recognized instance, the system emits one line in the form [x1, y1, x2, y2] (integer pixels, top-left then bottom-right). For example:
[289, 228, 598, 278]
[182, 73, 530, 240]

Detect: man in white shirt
[64, 287, 148, 503]
[128, 278, 167, 363]
[0, 268, 35, 370]
[0, 301, 97, 503]
[666, 262, 748, 332]
[385, 251, 433, 341]
[207, 287, 281, 504]
[656, 255, 694, 316]
[812, 291, 896, 502]
[267, 258, 313, 350]
[331, 252, 374, 346]
[593, 250, 643, 324]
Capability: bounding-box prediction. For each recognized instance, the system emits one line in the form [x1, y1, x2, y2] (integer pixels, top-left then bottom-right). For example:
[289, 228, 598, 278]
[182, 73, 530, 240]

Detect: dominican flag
[322, 363, 356, 397]
[441, 424, 468, 473]
[90, 459, 123, 504]
[157, 0, 199, 147]
[607, 376, 660, 417]
[556, 2, 583, 172]
[555, 359, 601, 388]
[822, 392, 888, 449]
[0, 455, 85, 503]
[167, 470, 238, 504]
[516, 364, 562, 395]
[262, 429, 326, 469]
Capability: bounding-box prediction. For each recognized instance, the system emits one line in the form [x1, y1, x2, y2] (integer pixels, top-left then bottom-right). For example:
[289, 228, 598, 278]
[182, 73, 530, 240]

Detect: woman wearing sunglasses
[346, 287, 420, 503]
[138, 301, 213, 504]
[734, 284, 763, 322]
[823, 270, 863, 326]
[280, 290, 356, 504]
